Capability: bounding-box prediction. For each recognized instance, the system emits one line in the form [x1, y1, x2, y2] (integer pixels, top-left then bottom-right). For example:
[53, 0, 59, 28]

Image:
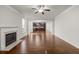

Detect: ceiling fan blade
[42, 12, 44, 15]
[44, 9, 51, 11]
[32, 8, 37, 10]
[35, 11, 39, 14]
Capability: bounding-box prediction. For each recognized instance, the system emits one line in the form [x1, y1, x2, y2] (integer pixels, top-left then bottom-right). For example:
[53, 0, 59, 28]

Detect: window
[22, 18, 25, 29]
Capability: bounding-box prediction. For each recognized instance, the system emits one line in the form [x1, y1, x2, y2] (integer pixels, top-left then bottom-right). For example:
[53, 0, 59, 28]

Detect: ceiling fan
[32, 5, 51, 15]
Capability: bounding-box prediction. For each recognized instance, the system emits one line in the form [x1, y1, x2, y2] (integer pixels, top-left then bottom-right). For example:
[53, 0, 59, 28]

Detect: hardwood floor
[0, 31, 79, 54]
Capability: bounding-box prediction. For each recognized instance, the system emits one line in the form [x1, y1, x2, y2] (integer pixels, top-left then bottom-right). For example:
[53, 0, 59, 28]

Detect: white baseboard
[55, 34, 79, 49]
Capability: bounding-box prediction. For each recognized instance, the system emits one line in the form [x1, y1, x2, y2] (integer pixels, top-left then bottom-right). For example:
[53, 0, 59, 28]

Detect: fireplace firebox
[5, 32, 16, 46]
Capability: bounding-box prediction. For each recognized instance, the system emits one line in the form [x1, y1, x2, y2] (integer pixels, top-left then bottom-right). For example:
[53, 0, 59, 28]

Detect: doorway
[33, 22, 46, 32]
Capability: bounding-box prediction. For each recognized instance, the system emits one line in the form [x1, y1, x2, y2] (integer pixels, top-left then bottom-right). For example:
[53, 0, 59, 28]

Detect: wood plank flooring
[0, 31, 79, 54]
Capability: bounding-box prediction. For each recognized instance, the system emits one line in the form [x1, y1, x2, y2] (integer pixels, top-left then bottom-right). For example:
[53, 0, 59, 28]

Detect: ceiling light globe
[38, 9, 43, 12]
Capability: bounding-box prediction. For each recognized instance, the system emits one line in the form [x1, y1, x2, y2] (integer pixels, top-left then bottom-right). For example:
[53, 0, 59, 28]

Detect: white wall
[0, 6, 21, 27]
[0, 5, 23, 39]
[0, 6, 23, 49]
[55, 6, 79, 48]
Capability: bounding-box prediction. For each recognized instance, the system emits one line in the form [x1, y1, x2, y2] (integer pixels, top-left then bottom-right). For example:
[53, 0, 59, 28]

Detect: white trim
[56, 5, 77, 18]
[4, 5, 22, 16]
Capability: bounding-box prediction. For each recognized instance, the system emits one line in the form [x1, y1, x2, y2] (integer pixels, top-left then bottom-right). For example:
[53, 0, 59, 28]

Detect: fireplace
[5, 32, 16, 46]
[0, 27, 21, 51]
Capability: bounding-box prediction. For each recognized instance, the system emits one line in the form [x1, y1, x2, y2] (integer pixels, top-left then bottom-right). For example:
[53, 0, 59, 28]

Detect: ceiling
[11, 5, 71, 20]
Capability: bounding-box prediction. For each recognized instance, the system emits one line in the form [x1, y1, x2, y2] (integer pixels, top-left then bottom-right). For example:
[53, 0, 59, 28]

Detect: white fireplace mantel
[0, 27, 22, 51]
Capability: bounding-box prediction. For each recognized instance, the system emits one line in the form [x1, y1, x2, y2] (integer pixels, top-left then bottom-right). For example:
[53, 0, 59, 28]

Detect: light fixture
[32, 5, 51, 15]
[38, 9, 43, 12]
